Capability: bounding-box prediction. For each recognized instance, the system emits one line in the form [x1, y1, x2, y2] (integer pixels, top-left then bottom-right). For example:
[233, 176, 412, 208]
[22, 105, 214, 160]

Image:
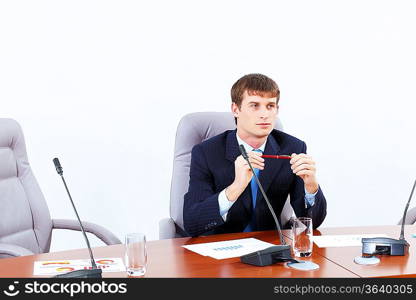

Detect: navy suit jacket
[183, 129, 327, 237]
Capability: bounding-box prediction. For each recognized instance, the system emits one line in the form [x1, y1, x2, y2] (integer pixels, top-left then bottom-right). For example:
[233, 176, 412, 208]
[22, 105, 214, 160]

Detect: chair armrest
[0, 243, 34, 257]
[52, 219, 121, 245]
[159, 217, 177, 239]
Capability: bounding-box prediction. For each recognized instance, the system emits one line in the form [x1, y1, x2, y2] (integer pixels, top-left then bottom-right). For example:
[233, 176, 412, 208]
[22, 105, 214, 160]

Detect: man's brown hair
[231, 73, 280, 108]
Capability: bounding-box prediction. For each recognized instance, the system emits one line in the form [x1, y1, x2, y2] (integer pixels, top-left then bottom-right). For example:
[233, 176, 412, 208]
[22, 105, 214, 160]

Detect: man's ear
[231, 103, 240, 118]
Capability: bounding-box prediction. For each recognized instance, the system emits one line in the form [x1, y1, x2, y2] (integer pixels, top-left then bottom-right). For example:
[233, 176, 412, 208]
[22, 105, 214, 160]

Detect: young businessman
[183, 73, 327, 237]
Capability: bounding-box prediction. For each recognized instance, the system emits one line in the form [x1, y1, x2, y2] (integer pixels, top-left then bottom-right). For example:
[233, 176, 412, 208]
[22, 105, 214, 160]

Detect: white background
[1, 0, 415, 251]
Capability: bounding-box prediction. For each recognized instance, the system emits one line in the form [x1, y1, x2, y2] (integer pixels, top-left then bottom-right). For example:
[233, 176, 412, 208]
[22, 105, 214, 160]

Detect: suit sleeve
[289, 142, 327, 229]
[183, 144, 226, 236]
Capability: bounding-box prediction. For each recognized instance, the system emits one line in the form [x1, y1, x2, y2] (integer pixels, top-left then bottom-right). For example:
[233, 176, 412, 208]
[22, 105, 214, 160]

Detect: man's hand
[225, 151, 264, 202]
[290, 153, 319, 194]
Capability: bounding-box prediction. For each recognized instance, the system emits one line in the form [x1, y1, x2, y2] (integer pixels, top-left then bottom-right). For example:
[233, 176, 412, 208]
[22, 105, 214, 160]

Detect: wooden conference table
[0, 225, 415, 278]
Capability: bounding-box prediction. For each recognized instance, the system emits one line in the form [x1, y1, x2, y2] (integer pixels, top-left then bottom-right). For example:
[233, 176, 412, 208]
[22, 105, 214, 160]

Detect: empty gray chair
[0, 118, 121, 258]
[159, 112, 294, 239]
[397, 207, 416, 225]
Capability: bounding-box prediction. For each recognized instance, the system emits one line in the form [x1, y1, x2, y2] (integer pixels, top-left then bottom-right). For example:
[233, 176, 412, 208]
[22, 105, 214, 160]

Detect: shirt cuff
[218, 189, 234, 221]
[304, 186, 318, 207]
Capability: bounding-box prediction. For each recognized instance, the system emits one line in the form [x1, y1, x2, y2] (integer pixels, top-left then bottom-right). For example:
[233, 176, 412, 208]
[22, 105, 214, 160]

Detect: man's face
[232, 91, 278, 139]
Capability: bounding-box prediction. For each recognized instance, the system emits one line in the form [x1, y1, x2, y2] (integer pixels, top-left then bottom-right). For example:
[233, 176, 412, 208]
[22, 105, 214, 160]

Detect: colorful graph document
[33, 258, 125, 276]
[182, 238, 275, 259]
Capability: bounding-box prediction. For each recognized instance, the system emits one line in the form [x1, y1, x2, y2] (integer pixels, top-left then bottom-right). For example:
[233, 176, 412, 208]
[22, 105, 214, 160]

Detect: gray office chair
[159, 112, 294, 239]
[0, 118, 121, 258]
[397, 207, 416, 225]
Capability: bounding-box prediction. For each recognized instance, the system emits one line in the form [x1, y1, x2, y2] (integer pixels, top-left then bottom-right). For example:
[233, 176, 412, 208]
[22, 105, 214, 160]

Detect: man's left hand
[290, 153, 319, 194]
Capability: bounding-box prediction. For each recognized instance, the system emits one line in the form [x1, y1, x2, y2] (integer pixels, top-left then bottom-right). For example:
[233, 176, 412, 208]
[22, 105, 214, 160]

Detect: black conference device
[52, 158, 102, 278]
[238, 145, 296, 266]
[240, 245, 295, 267]
[361, 179, 416, 256]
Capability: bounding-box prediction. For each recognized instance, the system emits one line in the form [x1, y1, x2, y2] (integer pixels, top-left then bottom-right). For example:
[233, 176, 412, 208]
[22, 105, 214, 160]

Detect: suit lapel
[225, 130, 252, 213]
[225, 130, 241, 163]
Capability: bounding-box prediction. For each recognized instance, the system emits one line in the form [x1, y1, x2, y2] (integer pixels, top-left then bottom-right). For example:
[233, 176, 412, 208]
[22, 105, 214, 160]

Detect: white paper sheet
[313, 234, 389, 248]
[33, 258, 125, 276]
[182, 238, 275, 259]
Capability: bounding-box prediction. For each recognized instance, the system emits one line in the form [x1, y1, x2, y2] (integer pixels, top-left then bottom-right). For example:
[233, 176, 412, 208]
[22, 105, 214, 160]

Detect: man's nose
[259, 107, 269, 119]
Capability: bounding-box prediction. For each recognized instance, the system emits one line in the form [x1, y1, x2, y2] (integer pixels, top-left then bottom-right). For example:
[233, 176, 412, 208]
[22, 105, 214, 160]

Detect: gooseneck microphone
[400, 179, 416, 240]
[238, 145, 296, 266]
[239, 145, 285, 244]
[362, 179, 416, 256]
[53, 158, 102, 278]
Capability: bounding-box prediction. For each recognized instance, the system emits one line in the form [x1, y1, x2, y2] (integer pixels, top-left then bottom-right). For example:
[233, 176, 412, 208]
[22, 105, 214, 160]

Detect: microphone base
[362, 237, 410, 256]
[240, 245, 294, 266]
[54, 268, 102, 278]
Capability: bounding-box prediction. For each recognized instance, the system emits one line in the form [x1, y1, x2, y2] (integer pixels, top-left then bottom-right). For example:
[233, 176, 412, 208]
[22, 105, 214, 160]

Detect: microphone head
[239, 144, 249, 160]
[53, 158, 63, 175]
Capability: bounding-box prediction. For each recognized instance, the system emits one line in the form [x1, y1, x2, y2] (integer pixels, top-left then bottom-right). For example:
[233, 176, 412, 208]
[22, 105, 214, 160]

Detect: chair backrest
[0, 119, 53, 255]
[170, 112, 284, 234]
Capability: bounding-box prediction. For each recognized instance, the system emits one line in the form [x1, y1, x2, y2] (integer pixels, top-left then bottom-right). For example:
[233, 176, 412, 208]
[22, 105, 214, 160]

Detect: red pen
[261, 155, 291, 160]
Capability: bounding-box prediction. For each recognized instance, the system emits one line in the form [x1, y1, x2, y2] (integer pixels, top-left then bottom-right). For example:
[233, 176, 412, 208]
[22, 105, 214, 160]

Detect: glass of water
[292, 217, 313, 257]
[125, 233, 147, 277]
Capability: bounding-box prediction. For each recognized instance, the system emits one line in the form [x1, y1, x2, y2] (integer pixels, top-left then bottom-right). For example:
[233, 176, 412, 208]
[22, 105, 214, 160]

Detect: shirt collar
[236, 132, 266, 152]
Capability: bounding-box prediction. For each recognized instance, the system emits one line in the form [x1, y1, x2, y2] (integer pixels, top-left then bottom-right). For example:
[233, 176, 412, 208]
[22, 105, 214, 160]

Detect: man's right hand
[225, 151, 264, 202]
